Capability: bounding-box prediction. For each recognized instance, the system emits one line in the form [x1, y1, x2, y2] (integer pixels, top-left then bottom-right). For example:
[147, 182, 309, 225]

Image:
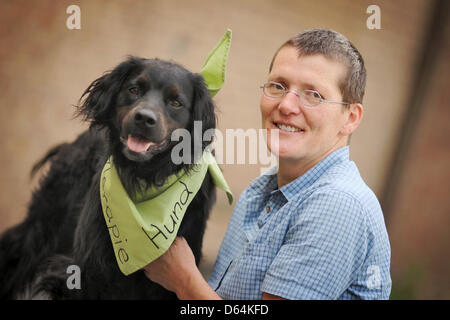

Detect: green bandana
[200, 28, 232, 96]
[100, 29, 233, 276]
[100, 152, 233, 276]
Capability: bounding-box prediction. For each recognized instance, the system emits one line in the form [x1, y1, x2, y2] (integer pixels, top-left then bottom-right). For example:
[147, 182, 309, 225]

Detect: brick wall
[0, 0, 446, 298]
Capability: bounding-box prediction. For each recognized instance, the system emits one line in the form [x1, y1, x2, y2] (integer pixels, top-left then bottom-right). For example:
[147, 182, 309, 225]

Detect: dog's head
[76, 56, 215, 165]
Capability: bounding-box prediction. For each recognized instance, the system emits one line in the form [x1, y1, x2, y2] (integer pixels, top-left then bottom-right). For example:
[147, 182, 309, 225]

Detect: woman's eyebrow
[268, 76, 327, 93]
[267, 74, 286, 83]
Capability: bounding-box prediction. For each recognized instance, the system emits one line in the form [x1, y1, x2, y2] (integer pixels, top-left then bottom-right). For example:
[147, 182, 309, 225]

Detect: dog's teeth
[146, 142, 156, 151]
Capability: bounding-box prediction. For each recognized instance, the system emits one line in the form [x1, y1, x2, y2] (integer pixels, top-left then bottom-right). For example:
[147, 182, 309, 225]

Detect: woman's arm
[143, 237, 287, 300]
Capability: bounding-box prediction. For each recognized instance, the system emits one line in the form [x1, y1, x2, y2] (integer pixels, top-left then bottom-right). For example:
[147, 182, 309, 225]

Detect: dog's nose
[134, 109, 157, 128]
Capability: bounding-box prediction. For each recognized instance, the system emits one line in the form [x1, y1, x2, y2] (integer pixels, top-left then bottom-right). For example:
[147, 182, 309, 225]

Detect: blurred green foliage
[390, 264, 426, 300]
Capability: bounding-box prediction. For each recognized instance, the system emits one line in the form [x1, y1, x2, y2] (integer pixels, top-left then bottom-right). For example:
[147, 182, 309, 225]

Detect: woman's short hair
[269, 29, 367, 104]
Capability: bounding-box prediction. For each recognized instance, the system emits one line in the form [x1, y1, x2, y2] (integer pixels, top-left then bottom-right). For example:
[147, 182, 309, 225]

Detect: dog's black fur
[0, 56, 218, 299]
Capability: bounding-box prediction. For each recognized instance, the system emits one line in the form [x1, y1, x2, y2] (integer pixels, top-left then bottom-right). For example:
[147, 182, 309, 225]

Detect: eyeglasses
[260, 81, 350, 107]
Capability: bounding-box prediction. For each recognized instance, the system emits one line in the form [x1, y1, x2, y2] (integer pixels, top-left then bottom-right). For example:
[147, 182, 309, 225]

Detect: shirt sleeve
[261, 189, 368, 299]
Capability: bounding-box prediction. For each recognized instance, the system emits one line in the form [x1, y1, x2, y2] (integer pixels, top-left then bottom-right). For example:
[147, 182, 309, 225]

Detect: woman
[143, 29, 391, 300]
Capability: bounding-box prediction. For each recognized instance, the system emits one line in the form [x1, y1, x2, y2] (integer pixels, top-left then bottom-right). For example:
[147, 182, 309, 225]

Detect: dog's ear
[76, 57, 141, 128]
[191, 74, 217, 153]
[192, 73, 216, 132]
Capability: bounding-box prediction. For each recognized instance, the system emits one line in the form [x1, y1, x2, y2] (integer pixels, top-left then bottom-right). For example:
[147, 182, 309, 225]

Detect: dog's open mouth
[122, 134, 166, 154]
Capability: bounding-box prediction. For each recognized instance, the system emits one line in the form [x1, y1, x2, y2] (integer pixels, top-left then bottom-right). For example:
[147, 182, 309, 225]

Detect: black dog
[0, 56, 218, 299]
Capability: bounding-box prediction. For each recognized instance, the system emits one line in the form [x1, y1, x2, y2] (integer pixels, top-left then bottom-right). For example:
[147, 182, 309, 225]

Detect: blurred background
[0, 0, 448, 299]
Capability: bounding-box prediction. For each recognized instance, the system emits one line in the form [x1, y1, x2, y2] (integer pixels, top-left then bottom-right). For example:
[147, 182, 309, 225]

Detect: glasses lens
[264, 82, 285, 98]
[301, 90, 322, 106]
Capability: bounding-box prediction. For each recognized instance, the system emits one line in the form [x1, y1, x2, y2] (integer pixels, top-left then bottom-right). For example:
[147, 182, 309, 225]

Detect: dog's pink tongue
[127, 135, 152, 153]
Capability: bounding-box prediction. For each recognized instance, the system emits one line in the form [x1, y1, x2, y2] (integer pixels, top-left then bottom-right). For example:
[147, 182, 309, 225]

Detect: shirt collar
[247, 166, 278, 198]
[247, 146, 350, 200]
[279, 146, 350, 201]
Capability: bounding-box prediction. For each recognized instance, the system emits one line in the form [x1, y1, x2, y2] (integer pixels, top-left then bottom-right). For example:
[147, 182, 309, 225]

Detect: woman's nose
[278, 91, 301, 115]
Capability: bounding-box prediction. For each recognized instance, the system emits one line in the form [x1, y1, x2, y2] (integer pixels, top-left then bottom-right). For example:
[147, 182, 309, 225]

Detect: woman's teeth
[276, 123, 302, 132]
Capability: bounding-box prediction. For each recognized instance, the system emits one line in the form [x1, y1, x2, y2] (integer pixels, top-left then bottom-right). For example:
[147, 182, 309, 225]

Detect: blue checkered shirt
[208, 146, 391, 299]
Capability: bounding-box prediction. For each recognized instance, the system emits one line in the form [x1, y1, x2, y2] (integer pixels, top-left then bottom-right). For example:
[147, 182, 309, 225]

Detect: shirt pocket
[215, 241, 275, 299]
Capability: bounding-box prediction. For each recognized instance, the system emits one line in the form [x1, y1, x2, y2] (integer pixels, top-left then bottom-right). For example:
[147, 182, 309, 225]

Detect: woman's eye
[312, 91, 322, 99]
[269, 82, 284, 91]
[169, 100, 182, 108]
[128, 87, 139, 95]
[274, 83, 284, 90]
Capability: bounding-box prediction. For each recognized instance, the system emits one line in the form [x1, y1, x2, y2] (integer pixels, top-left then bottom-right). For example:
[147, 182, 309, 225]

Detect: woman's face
[260, 46, 352, 169]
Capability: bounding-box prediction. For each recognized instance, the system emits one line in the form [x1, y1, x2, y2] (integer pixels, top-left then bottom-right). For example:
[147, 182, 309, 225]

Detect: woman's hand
[143, 237, 196, 294]
[143, 237, 221, 299]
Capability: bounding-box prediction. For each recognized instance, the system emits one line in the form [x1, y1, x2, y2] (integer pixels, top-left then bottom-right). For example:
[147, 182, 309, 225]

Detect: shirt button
[266, 205, 271, 213]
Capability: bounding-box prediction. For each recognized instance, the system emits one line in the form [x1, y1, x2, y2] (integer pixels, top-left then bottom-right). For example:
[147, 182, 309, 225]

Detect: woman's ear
[341, 103, 363, 136]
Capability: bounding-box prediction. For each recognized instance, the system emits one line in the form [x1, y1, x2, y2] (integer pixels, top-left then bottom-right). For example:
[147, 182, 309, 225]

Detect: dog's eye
[128, 86, 139, 95]
[168, 100, 182, 108]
